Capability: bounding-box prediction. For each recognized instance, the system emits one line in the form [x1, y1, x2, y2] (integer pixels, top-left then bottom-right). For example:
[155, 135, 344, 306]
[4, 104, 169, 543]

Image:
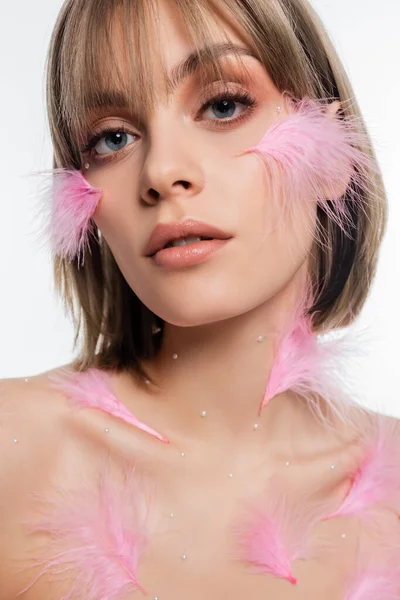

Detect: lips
[144, 218, 232, 257]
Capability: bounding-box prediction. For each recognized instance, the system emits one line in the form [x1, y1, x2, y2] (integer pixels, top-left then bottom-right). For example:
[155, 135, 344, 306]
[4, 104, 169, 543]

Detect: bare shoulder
[0, 365, 84, 593]
[0, 364, 77, 500]
[0, 363, 76, 431]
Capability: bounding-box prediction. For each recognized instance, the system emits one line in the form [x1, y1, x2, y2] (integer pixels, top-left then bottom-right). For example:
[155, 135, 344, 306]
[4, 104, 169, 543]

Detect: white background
[0, 1, 399, 414]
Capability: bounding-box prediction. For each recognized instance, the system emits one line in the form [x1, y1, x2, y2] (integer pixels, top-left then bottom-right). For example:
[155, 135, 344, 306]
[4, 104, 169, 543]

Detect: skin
[85, 0, 342, 454]
[2, 1, 393, 598]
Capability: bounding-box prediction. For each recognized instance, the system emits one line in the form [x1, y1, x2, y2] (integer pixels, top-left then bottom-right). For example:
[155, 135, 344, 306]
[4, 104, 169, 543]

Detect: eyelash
[81, 89, 258, 162]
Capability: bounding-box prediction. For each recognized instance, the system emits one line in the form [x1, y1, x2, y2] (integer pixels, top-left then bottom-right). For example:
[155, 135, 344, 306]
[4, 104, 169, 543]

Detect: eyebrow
[86, 43, 258, 112]
[168, 42, 257, 91]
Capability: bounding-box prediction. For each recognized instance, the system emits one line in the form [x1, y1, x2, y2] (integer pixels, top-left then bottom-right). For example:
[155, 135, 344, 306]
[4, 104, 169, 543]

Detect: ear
[322, 100, 351, 200]
[325, 100, 341, 119]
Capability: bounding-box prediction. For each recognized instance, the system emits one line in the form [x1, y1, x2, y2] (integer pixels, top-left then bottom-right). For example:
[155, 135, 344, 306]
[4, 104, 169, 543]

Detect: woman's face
[84, 0, 317, 327]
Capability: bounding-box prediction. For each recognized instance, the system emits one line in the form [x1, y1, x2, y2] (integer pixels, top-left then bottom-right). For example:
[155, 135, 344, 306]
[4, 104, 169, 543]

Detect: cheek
[121, 171, 315, 327]
[88, 150, 317, 328]
[91, 174, 142, 263]
[225, 151, 317, 278]
[227, 197, 316, 316]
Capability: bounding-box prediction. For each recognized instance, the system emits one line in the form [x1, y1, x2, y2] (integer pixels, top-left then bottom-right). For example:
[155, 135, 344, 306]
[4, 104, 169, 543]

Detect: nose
[139, 118, 205, 205]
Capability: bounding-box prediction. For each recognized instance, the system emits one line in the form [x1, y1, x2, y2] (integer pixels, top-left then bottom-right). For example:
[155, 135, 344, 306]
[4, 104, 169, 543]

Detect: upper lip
[144, 218, 232, 257]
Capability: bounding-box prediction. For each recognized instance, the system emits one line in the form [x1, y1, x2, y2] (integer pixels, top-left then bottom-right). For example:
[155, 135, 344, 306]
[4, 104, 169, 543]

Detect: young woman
[1, 0, 398, 598]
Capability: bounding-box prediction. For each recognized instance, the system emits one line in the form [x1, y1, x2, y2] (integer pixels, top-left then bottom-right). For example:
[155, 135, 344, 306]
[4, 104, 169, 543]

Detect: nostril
[148, 188, 159, 200]
[176, 181, 190, 189]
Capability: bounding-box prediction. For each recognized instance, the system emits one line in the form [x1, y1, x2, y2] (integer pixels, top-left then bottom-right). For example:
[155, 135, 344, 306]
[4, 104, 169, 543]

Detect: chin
[151, 307, 235, 328]
[148, 294, 273, 329]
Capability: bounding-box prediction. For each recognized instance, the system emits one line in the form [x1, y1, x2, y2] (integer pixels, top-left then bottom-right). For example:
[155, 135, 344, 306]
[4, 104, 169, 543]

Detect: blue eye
[200, 91, 257, 122]
[82, 126, 137, 157]
[81, 88, 258, 162]
[96, 131, 131, 154]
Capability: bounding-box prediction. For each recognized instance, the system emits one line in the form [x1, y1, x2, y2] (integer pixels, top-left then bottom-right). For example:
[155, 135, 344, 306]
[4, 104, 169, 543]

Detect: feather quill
[48, 367, 170, 444]
[17, 458, 153, 599]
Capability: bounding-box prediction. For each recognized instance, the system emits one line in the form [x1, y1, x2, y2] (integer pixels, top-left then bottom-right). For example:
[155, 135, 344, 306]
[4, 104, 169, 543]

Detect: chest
[7, 494, 362, 600]
[5, 451, 371, 600]
[134, 489, 361, 600]
[3, 416, 399, 600]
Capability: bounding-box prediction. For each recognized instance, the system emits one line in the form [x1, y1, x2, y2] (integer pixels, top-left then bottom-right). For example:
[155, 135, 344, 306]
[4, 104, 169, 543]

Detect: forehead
[86, 45, 258, 111]
[66, 0, 260, 138]
[108, 0, 257, 93]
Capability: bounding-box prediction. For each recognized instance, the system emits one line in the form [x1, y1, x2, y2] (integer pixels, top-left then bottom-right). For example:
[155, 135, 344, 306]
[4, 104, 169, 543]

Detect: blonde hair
[45, 0, 388, 383]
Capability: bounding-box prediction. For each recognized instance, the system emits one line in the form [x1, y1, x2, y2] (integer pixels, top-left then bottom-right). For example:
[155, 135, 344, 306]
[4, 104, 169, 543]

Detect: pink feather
[48, 367, 170, 444]
[17, 458, 153, 599]
[321, 415, 400, 520]
[32, 168, 103, 264]
[344, 567, 400, 600]
[343, 535, 400, 600]
[259, 280, 364, 427]
[233, 480, 324, 585]
[236, 95, 378, 243]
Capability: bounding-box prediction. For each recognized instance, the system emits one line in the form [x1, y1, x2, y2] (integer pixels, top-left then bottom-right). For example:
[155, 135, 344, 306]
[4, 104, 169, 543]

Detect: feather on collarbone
[321, 415, 400, 521]
[236, 96, 378, 243]
[48, 367, 170, 444]
[17, 458, 153, 600]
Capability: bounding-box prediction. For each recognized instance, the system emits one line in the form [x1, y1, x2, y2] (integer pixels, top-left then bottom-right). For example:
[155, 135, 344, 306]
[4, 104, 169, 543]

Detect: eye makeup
[80, 82, 260, 165]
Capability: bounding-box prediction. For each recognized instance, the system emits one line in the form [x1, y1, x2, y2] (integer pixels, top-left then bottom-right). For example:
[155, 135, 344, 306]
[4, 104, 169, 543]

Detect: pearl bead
[330, 464, 335, 469]
[341, 533, 347, 538]
[13, 438, 18, 444]
[182, 554, 187, 560]
[180, 452, 185, 457]
[84, 163, 90, 170]
[276, 106, 282, 112]
[145, 379, 150, 385]
[104, 428, 110, 433]
[170, 513, 175, 518]
[24, 378, 29, 382]
[154, 597, 159, 600]
[253, 423, 259, 430]
[257, 335, 265, 342]
[228, 473, 233, 478]
[285, 461, 290, 467]
[172, 353, 178, 360]
[200, 411, 207, 418]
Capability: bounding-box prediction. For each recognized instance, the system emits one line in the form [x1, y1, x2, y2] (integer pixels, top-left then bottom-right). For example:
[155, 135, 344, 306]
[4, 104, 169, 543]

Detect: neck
[138, 265, 331, 451]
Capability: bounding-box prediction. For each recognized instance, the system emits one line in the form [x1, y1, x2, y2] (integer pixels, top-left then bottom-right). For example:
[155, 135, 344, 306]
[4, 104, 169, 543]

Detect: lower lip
[150, 239, 231, 269]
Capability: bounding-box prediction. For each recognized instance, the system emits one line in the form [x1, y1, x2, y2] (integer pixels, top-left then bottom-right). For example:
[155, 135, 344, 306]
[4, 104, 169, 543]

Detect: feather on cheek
[33, 168, 103, 265]
[235, 95, 379, 242]
[16, 458, 154, 600]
